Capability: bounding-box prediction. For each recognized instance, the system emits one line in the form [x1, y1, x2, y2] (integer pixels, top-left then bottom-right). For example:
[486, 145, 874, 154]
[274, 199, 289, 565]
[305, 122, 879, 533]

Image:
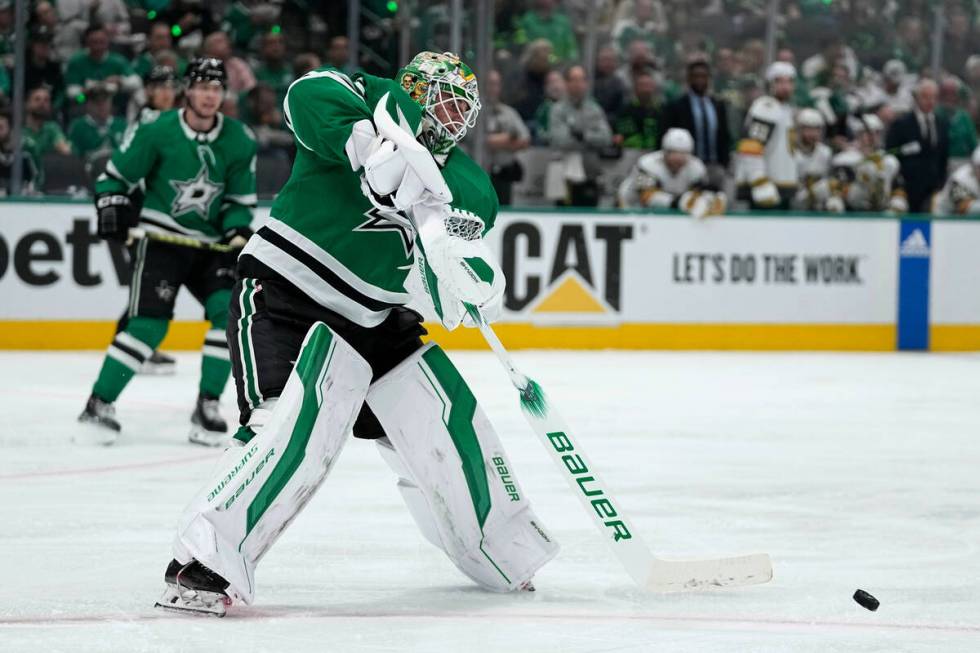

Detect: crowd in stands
[3, 0, 980, 216]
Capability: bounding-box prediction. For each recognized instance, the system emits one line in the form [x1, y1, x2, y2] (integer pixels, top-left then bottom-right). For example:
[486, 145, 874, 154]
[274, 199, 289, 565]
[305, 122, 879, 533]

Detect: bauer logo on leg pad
[218, 448, 277, 511]
[492, 456, 521, 502]
[208, 444, 260, 503]
[547, 431, 632, 542]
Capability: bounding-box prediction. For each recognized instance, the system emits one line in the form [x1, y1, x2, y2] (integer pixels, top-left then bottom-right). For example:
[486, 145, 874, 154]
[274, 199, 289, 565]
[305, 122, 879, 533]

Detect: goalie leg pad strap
[367, 343, 559, 591]
[172, 322, 372, 603]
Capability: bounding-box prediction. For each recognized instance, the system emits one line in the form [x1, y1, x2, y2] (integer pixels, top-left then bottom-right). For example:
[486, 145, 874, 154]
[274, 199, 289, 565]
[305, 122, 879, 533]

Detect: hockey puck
[853, 589, 879, 611]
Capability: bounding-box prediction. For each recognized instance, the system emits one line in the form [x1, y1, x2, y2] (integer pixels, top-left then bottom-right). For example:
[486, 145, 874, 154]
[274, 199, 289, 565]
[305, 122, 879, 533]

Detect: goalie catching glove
[412, 198, 504, 330]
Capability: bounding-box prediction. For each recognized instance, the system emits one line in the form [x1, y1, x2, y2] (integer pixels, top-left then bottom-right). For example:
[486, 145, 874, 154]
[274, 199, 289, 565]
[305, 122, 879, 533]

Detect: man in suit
[659, 59, 731, 188]
[885, 78, 949, 213]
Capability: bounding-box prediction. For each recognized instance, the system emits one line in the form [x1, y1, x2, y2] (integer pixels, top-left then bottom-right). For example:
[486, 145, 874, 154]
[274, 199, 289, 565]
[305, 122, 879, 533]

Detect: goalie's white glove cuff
[371, 92, 452, 211]
[345, 118, 382, 172]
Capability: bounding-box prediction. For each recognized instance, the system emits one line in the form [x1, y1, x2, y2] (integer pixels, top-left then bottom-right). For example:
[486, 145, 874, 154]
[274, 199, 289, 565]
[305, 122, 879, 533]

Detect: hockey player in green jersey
[78, 58, 258, 447]
[158, 52, 558, 616]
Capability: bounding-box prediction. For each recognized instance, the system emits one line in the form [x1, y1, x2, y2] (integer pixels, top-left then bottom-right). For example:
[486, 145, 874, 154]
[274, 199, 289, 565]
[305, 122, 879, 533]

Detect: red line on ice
[1, 610, 978, 636]
[0, 453, 217, 481]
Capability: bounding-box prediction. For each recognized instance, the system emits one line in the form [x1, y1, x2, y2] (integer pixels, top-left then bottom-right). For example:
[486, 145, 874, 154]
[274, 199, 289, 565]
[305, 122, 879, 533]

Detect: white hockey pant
[367, 343, 559, 591]
[172, 322, 372, 603]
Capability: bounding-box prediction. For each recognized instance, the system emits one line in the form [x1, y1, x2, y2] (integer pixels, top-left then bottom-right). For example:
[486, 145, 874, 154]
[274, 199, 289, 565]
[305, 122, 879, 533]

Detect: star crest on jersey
[170, 164, 224, 218]
[355, 208, 416, 257]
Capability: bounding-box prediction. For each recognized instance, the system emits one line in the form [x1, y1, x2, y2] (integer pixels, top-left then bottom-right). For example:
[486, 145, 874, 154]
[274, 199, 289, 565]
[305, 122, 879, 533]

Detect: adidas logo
[900, 229, 930, 257]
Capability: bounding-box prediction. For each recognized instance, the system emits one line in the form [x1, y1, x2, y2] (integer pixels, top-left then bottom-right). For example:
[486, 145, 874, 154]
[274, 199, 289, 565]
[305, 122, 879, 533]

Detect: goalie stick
[372, 94, 772, 590]
[463, 304, 773, 591]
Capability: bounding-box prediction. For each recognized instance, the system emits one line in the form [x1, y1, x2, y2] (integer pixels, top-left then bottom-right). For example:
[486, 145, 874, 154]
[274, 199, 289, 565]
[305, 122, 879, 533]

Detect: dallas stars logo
[170, 164, 223, 218]
[354, 207, 415, 257]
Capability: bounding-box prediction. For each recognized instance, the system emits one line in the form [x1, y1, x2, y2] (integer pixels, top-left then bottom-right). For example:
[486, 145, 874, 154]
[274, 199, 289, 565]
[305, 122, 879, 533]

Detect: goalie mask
[399, 51, 481, 156]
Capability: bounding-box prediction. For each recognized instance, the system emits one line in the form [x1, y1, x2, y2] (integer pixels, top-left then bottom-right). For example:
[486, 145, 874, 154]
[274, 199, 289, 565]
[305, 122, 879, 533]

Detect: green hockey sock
[92, 317, 169, 402]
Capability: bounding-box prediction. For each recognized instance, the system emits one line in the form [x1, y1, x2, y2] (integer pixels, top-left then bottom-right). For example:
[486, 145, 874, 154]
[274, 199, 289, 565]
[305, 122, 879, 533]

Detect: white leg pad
[367, 343, 559, 591]
[376, 437, 445, 549]
[172, 322, 371, 604]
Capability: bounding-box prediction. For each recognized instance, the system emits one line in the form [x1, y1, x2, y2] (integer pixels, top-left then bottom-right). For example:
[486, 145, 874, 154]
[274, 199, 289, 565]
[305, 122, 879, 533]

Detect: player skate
[188, 394, 229, 446]
[141, 351, 177, 375]
[155, 559, 232, 617]
[76, 395, 121, 445]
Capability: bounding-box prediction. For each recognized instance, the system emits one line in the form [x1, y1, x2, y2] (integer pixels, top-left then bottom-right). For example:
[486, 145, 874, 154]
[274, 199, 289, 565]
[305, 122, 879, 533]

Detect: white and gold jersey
[618, 150, 708, 209]
[830, 149, 905, 212]
[792, 142, 833, 210]
[932, 163, 980, 216]
[736, 95, 798, 188]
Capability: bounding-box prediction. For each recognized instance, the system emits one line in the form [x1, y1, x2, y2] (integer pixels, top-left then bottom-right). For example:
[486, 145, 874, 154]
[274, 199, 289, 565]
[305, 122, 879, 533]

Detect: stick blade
[646, 553, 773, 592]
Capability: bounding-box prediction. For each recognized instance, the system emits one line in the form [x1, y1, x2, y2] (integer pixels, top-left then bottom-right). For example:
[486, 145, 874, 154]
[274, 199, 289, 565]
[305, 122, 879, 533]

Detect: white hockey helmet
[971, 145, 980, 167]
[796, 108, 824, 128]
[849, 113, 884, 134]
[766, 61, 797, 82]
[661, 128, 694, 154]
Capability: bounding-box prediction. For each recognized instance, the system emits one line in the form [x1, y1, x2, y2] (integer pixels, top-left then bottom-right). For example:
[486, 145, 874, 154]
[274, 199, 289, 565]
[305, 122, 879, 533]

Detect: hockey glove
[887, 193, 908, 215]
[222, 226, 254, 249]
[825, 195, 846, 213]
[416, 246, 504, 331]
[749, 178, 780, 208]
[412, 198, 503, 306]
[368, 92, 452, 213]
[95, 192, 137, 241]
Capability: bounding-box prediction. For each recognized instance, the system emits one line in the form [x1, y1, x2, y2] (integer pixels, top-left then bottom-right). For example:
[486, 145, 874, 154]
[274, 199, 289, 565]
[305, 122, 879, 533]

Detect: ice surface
[1, 349, 979, 652]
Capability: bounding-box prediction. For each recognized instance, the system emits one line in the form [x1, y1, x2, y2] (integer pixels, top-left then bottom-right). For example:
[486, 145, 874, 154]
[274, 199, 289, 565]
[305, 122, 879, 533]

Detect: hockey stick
[464, 305, 773, 591]
[128, 228, 236, 253]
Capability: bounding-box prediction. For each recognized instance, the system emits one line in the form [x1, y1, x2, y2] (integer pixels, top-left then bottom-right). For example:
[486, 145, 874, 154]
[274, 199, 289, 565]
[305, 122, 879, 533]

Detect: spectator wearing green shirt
[253, 31, 293, 106]
[22, 86, 70, 188]
[222, 0, 280, 51]
[614, 72, 661, 150]
[67, 84, 128, 163]
[133, 23, 187, 81]
[532, 69, 565, 144]
[512, 0, 578, 64]
[938, 76, 979, 159]
[65, 25, 142, 105]
[612, 0, 667, 61]
[325, 36, 355, 76]
[891, 16, 930, 75]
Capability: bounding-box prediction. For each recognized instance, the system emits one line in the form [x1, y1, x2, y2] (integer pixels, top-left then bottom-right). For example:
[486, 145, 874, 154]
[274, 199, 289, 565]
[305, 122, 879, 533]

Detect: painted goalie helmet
[399, 51, 481, 156]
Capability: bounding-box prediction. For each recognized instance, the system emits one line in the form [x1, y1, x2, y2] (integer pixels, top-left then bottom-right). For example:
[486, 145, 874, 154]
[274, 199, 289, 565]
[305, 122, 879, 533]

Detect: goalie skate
[155, 559, 232, 617]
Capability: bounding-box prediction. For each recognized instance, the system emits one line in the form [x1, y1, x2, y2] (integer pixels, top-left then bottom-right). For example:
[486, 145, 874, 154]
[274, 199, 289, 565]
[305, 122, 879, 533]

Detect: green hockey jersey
[96, 109, 257, 241]
[240, 68, 498, 328]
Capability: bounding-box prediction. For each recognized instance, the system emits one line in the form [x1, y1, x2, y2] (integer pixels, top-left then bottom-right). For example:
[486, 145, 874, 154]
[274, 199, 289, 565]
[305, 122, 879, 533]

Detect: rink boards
[1, 200, 978, 351]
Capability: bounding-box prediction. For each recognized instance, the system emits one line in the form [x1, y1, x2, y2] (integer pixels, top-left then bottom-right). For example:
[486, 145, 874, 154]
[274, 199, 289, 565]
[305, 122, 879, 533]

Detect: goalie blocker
[165, 277, 556, 611]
